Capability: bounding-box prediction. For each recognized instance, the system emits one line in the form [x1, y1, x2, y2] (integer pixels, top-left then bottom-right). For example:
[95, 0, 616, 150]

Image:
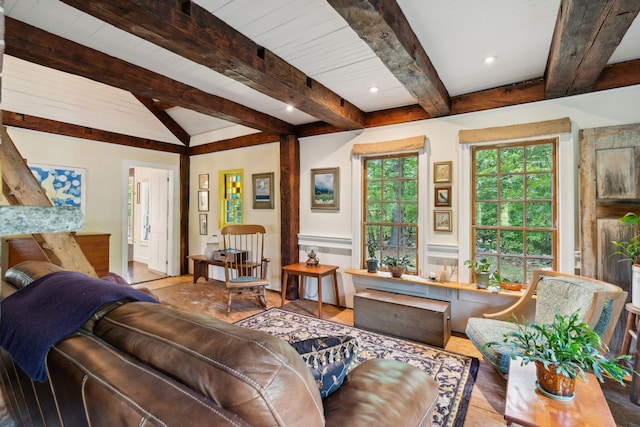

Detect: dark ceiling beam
[133, 94, 190, 146]
[545, 0, 640, 98]
[60, 0, 366, 131]
[3, 111, 187, 154]
[5, 18, 293, 135]
[328, 0, 451, 117]
[189, 132, 280, 156]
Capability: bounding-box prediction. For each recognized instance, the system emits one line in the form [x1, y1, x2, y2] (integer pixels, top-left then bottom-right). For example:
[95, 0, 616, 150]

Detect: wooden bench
[187, 255, 226, 283]
[354, 289, 451, 348]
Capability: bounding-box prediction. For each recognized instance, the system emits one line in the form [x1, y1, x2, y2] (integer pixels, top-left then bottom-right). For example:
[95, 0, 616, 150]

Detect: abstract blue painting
[29, 164, 85, 212]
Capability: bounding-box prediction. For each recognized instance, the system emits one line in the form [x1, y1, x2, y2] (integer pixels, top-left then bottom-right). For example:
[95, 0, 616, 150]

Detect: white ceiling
[2, 0, 639, 146]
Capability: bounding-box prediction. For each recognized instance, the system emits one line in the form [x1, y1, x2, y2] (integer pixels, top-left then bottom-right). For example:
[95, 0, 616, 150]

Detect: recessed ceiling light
[286, 105, 294, 112]
[369, 86, 379, 93]
[483, 56, 497, 65]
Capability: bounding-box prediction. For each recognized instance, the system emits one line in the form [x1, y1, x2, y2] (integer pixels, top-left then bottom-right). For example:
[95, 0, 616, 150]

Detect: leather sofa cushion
[93, 302, 325, 427]
[48, 332, 251, 427]
[4, 260, 65, 289]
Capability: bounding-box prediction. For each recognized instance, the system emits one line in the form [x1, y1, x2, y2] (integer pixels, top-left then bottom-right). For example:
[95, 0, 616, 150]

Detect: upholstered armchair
[465, 270, 627, 375]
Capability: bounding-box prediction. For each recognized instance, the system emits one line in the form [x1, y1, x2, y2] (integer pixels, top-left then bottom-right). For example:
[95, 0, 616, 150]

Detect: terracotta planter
[389, 265, 405, 278]
[535, 361, 575, 400]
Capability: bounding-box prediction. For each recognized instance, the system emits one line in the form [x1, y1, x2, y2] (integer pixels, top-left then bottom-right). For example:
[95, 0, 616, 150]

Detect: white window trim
[457, 132, 576, 282]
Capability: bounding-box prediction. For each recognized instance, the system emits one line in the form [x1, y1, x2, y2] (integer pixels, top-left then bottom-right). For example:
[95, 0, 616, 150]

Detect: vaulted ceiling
[3, 0, 640, 155]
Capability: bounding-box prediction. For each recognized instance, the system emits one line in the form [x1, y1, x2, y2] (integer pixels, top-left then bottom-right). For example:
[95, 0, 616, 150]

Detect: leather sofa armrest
[323, 358, 438, 427]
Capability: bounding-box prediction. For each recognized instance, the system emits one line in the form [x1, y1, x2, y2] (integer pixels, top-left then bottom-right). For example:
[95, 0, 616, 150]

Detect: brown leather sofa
[0, 261, 439, 427]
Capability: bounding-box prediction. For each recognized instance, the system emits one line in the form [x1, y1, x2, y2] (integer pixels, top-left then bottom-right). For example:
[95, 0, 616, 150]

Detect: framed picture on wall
[252, 172, 274, 209]
[434, 210, 453, 232]
[434, 161, 452, 184]
[198, 174, 209, 189]
[29, 164, 86, 213]
[198, 190, 209, 212]
[199, 214, 208, 235]
[434, 186, 451, 207]
[311, 167, 339, 210]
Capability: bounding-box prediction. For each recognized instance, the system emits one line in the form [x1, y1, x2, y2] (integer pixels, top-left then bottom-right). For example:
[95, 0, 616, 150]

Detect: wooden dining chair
[220, 224, 270, 313]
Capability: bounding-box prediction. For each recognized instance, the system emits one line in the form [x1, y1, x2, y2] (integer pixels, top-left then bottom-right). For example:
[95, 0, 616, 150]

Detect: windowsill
[345, 268, 525, 298]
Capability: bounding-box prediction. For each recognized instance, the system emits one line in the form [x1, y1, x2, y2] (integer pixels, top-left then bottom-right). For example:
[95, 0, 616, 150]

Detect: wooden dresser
[2, 233, 111, 277]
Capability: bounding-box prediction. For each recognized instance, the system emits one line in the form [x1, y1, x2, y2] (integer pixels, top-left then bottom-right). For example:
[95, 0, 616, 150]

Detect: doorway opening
[124, 162, 178, 284]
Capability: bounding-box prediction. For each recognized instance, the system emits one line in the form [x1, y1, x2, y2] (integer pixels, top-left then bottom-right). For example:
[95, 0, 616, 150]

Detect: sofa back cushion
[93, 302, 325, 427]
[4, 260, 65, 289]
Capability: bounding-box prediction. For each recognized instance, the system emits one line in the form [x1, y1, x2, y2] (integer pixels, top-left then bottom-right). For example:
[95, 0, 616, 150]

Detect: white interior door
[148, 169, 169, 273]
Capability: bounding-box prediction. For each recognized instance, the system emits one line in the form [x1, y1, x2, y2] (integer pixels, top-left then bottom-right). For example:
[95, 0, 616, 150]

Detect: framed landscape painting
[311, 167, 339, 210]
[252, 172, 274, 209]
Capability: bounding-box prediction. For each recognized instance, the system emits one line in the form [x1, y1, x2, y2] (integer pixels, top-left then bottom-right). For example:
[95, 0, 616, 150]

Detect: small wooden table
[281, 262, 340, 318]
[187, 255, 225, 283]
[504, 358, 615, 427]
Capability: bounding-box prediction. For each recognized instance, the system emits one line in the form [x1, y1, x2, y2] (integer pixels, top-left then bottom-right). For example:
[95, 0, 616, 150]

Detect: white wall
[295, 85, 640, 307]
[189, 142, 281, 286]
[6, 128, 180, 276]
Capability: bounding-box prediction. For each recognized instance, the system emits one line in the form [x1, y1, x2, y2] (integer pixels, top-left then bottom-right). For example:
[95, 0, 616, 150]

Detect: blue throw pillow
[290, 336, 358, 398]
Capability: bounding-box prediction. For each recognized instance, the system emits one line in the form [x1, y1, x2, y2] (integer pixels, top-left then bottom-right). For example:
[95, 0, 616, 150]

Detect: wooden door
[580, 123, 640, 354]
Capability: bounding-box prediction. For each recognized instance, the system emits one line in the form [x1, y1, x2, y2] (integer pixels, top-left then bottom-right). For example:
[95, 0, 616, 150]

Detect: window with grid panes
[363, 154, 418, 274]
[471, 140, 556, 284]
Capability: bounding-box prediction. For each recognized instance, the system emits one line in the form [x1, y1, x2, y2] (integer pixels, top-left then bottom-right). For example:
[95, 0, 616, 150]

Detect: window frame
[469, 139, 558, 284]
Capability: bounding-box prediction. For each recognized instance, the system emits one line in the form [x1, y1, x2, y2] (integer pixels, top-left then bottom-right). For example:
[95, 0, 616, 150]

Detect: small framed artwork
[434, 186, 451, 207]
[434, 210, 453, 232]
[198, 174, 209, 189]
[311, 167, 340, 210]
[198, 190, 209, 212]
[252, 172, 274, 209]
[199, 214, 208, 235]
[434, 161, 452, 184]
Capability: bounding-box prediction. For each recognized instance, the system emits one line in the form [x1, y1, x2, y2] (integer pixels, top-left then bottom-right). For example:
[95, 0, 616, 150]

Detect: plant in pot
[464, 258, 492, 289]
[365, 237, 378, 273]
[610, 212, 640, 308]
[382, 254, 412, 278]
[489, 311, 632, 401]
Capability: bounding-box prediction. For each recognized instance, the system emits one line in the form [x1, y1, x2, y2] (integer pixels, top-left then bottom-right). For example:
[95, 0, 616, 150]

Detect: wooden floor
[145, 275, 639, 427]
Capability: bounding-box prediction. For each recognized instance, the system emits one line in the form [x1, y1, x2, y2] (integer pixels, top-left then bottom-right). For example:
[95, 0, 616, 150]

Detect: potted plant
[365, 237, 378, 273]
[383, 254, 412, 278]
[611, 212, 640, 307]
[489, 311, 632, 400]
[464, 258, 492, 289]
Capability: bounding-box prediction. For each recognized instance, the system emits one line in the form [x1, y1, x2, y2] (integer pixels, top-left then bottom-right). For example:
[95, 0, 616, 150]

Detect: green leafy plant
[382, 254, 412, 268]
[366, 237, 377, 260]
[611, 212, 640, 265]
[488, 311, 632, 384]
[464, 258, 491, 273]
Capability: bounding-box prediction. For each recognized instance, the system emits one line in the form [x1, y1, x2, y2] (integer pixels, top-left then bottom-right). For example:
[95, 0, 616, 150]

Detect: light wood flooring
[145, 275, 639, 427]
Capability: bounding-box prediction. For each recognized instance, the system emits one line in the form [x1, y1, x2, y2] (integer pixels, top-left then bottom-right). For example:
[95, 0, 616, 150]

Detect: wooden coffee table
[504, 358, 615, 426]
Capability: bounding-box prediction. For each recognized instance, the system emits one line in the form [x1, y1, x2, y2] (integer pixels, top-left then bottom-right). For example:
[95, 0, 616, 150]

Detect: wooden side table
[504, 359, 615, 426]
[620, 303, 640, 405]
[187, 255, 224, 283]
[280, 262, 340, 318]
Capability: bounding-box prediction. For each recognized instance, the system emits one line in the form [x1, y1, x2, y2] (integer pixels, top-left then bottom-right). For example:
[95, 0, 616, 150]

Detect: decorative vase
[535, 361, 576, 400]
[632, 264, 640, 308]
[389, 265, 405, 278]
[475, 271, 490, 289]
[366, 259, 378, 273]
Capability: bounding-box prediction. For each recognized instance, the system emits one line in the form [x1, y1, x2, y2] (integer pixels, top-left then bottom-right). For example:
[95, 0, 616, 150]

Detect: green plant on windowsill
[485, 311, 633, 399]
[365, 237, 379, 273]
[382, 254, 413, 278]
[464, 258, 492, 288]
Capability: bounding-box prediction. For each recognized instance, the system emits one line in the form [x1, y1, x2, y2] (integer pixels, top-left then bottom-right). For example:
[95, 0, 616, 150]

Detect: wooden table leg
[192, 259, 208, 283]
[632, 330, 640, 405]
[621, 311, 635, 356]
[317, 276, 323, 318]
[331, 271, 340, 307]
[281, 271, 289, 308]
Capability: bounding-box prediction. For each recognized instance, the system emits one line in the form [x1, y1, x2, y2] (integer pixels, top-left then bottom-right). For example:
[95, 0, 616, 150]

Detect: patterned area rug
[235, 308, 478, 427]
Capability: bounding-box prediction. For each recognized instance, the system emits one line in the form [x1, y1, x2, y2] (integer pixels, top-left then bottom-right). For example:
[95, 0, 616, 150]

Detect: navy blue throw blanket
[0, 271, 158, 381]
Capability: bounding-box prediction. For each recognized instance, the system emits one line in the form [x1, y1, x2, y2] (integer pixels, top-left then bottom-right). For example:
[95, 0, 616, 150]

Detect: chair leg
[227, 289, 233, 313]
